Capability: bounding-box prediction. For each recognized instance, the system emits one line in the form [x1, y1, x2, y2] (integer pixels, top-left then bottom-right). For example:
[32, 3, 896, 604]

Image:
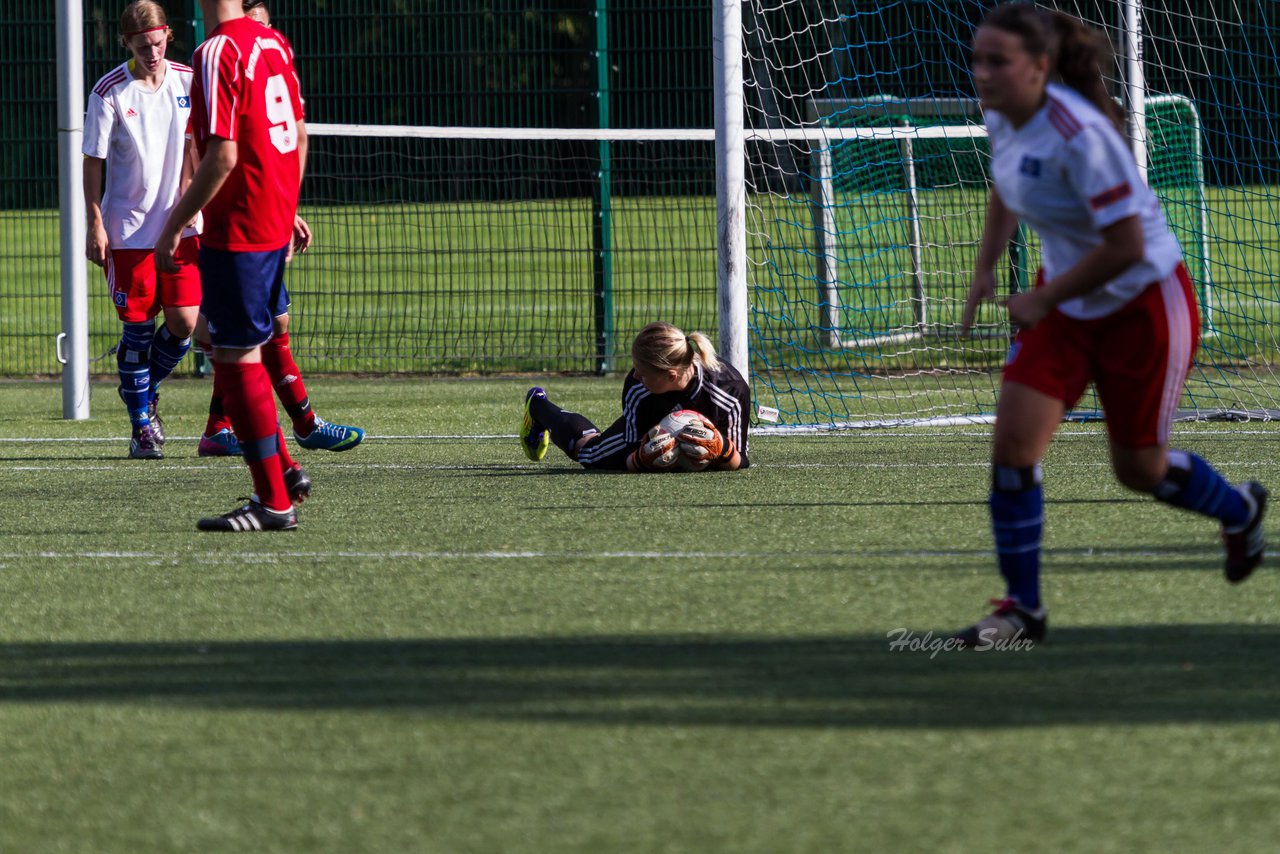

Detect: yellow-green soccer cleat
[520, 387, 550, 462]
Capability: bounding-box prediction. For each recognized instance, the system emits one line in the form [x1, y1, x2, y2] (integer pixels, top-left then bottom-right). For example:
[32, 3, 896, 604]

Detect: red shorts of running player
[1003, 263, 1198, 449]
[105, 235, 202, 322]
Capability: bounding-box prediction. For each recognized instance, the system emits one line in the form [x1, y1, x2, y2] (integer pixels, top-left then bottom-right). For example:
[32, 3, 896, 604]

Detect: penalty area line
[5, 424, 1280, 445]
[0, 547, 1263, 563]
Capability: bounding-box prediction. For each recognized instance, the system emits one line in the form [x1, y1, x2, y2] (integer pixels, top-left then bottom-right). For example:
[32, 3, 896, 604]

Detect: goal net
[740, 0, 1280, 427]
[293, 128, 721, 375]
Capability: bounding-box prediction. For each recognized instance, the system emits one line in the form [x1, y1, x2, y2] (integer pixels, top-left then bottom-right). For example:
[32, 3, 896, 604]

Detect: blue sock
[1154, 450, 1249, 527]
[149, 324, 191, 394]
[990, 464, 1044, 611]
[117, 322, 154, 428]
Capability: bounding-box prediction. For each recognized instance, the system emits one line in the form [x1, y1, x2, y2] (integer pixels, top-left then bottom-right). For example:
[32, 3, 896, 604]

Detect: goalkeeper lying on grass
[520, 322, 750, 471]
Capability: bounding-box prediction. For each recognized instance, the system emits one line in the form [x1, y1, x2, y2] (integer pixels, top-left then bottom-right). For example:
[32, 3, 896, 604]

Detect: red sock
[205, 387, 235, 436]
[202, 344, 234, 436]
[262, 332, 316, 434]
[214, 360, 291, 512]
[276, 427, 296, 470]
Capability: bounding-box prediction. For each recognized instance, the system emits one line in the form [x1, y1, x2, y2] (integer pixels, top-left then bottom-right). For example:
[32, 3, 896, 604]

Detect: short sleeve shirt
[985, 83, 1183, 319]
[83, 60, 200, 249]
[190, 17, 305, 251]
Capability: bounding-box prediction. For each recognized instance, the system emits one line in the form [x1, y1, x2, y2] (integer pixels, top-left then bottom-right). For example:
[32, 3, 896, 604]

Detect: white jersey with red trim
[83, 59, 201, 250]
[985, 82, 1183, 319]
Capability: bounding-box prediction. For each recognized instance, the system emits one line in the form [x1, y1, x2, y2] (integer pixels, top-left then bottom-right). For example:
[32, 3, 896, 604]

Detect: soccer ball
[659, 408, 717, 471]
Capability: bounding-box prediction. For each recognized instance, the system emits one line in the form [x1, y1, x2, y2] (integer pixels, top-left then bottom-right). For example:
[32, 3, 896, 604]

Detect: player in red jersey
[83, 1, 200, 460]
[193, 0, 365, 459]
[156, 0, 313, 530]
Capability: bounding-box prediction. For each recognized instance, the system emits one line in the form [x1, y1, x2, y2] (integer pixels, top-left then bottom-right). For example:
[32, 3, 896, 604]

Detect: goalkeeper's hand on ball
[676, 415, 729, 471]
[628, 425, 680, 472]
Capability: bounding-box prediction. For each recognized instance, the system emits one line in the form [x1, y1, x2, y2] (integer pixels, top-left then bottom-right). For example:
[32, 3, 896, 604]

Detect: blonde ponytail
[684, 331, 721, 372]
[632, 322, 720, 374]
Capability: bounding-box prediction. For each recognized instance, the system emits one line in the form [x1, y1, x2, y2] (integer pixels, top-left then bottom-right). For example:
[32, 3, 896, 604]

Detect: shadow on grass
[1, 626, 1277, 727]
[530, 497, 1145, 511]
[0, 455, 126, 463]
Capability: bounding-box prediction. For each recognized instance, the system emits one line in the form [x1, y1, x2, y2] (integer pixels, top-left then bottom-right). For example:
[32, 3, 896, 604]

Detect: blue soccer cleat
[198, 427, 243, 457]
[520, 387, 549, 462]
[295, 415, 365, 452]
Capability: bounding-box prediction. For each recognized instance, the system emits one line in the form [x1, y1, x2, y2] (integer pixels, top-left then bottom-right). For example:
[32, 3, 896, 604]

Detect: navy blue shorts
[199, 245, 293, 349]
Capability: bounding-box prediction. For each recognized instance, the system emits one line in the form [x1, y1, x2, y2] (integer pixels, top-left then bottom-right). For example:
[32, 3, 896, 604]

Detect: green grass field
[2, 376, 1278, 852]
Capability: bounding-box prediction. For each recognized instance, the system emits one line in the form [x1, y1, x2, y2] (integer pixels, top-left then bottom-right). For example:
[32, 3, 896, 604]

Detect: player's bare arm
[156, 137, 238, 273]
[961, 188, 1019, 336]
[82, 156, 109, 267]
[286, 122, 310, 262]
[287, 215, 312, 263]
[714, 443, 743, 471]
[179, 136, 201, 228]
[296, 119, 308, 183]
[1005, 215, 1144, 329]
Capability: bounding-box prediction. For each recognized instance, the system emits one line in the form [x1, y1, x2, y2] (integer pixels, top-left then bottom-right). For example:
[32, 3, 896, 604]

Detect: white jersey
[83, 59, 201, 250]
[985, 83, 1183, 319]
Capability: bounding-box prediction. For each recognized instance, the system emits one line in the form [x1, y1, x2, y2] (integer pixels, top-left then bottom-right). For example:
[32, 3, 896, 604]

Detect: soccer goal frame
[802, 93, 1213, 352]
[806, 97, 995, 351]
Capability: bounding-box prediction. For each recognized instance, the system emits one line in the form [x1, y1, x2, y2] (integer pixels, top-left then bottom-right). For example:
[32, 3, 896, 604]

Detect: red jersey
[190, 17, 304, 251]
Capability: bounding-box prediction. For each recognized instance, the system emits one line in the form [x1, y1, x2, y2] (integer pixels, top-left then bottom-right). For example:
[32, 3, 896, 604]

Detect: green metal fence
[6, 2, 1278, 377]
[4, 1, 717, 376]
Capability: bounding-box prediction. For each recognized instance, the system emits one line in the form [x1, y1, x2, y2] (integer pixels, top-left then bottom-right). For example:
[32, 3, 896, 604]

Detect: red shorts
[105, 236, 202, 322]
[1003, 263, 1198, 449]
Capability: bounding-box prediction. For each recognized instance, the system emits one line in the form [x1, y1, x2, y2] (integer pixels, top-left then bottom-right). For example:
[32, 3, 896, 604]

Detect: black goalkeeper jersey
[577, 360, 752, 469]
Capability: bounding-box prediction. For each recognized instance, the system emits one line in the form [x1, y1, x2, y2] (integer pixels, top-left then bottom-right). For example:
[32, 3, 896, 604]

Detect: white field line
[5, 426, 1280, 445]
[8, 459, 1277, 474]
[0, 547, 1262, 564]
[0, 435, 504, 443]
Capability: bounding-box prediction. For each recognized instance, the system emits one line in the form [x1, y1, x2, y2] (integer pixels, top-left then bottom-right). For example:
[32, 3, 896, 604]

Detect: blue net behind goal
[744, 0, 1280, 427]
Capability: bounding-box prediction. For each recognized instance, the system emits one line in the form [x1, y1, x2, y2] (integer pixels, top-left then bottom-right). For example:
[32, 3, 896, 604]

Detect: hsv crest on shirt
[190, 17, 305, 252]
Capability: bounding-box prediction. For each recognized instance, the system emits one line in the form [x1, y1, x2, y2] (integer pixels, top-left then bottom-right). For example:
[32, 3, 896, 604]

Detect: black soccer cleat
[197, 500, 298, 532]
[283, 464, 312, 506]
[953, 598, 1047, 649]
[1224, 481, 1268, 583]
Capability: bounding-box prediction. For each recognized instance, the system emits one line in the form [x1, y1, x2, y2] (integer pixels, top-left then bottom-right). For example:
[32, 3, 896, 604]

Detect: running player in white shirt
[954, 3, 1267, 646]
[84, 1, 200, 459]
